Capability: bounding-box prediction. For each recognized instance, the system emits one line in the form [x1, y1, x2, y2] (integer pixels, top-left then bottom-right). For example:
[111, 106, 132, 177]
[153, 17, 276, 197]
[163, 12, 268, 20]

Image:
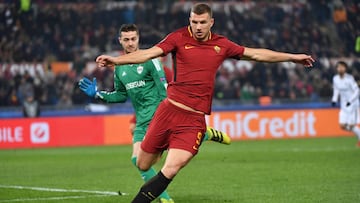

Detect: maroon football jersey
[157, 26, 244, 114]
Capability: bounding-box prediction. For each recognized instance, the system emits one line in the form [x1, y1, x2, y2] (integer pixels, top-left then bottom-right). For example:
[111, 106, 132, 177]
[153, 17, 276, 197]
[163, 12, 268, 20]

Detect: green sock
[203, 131, 210, 141]
[131, 157, 171, 200]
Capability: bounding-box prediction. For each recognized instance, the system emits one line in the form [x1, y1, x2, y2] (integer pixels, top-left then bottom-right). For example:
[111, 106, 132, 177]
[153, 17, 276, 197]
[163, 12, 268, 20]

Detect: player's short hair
[336, 61, 348, 69]
[119, 24, 139, 37]
[191, 3, 213, 18]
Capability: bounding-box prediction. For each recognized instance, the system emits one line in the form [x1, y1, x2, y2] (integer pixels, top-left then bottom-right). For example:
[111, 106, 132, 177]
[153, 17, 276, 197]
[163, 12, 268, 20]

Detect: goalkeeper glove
[78, 77, 102, 98]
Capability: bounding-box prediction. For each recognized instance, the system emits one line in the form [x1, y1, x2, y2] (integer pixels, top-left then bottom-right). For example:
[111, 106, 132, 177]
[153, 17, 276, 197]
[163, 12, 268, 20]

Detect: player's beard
[194, 31, 210, 41]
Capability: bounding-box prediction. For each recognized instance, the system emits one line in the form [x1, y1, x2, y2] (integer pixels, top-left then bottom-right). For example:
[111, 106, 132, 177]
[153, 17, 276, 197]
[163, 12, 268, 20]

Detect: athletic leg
[132, 148, 173, 203]
[132, 99, 205, 202]
[132, 149, 194, 203]
[161, 148, 194, 178]
[131, 160, 173, 202]
[132, 119, 173, 202]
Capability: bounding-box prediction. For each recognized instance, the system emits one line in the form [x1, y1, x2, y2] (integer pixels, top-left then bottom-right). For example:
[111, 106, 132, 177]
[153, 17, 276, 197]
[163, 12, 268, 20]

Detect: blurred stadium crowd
[0, 0, 359, 108]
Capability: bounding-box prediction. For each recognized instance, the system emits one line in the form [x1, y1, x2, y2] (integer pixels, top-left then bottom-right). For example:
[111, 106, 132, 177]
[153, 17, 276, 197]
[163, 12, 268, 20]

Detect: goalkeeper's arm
[78, 77, 127, 103]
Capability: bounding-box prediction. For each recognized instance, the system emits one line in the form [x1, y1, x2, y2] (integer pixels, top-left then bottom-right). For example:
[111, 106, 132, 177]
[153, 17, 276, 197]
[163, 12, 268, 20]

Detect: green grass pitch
[1, 137, 359, 203]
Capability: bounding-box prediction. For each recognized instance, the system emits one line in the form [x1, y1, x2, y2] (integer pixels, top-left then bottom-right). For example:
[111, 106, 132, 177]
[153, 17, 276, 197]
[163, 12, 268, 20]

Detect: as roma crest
[214, 45, 221, 53]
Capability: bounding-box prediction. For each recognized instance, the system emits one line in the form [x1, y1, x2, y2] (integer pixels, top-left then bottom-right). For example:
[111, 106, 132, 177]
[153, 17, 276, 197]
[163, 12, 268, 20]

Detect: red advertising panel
[0, 108, 353, 149]
[103, 115, 133, 145]
[0, 116, 104, 149]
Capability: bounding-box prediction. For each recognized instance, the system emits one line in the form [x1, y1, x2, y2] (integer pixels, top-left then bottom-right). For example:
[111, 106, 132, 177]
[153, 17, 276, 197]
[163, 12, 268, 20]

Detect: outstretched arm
[242, 47, 314, 67]
[96, 46, 164, 68]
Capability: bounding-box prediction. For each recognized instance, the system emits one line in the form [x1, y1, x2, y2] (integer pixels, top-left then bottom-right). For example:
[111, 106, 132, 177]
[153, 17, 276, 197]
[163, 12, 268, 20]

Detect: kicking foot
[206, 127, 231, 145]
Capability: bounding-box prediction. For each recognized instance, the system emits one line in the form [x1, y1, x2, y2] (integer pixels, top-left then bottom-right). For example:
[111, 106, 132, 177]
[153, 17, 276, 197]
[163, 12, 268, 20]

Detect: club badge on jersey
[214, 45, 221, 53]
[137, 66, 143, 74]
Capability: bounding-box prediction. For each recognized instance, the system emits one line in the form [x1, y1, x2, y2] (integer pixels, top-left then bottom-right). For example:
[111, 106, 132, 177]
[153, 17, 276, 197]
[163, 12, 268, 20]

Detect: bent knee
[136, 149, 162, 171]
[136, 160, 151, 171]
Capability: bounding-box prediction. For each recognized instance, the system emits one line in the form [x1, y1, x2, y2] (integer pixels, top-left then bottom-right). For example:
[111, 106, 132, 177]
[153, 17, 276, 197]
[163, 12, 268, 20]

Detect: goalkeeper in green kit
[79, 24, 230, 203]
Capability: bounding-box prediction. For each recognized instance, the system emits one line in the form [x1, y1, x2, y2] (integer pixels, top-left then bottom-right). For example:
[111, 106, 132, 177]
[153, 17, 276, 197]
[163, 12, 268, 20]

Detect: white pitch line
[0, 194, 107, 202]
[0, 185, 128, 196]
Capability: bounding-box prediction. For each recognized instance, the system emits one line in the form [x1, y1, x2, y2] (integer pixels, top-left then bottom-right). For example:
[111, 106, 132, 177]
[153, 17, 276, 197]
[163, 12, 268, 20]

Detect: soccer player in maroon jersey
[96, 3, 314, 202]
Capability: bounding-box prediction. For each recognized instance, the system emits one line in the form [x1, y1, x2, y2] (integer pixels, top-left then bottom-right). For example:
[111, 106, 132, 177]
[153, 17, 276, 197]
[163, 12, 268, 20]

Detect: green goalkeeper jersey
[98, 58, 167, 127]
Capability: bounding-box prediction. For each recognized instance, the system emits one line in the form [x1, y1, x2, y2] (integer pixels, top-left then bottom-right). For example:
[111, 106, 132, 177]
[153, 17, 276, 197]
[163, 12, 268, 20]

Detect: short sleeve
[225, 39, 245, 60]
[156, 32, 178, 56]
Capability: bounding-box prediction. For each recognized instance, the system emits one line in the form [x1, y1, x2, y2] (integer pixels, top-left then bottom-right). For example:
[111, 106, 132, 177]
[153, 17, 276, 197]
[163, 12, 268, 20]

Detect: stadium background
[0, 0, 359, 147]
[1, 1, 360, 203]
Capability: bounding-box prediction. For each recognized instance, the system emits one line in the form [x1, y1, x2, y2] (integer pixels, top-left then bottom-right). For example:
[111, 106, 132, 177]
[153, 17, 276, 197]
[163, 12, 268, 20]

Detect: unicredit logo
[207, 111, 317, 138]
[30, 122, 50, 144]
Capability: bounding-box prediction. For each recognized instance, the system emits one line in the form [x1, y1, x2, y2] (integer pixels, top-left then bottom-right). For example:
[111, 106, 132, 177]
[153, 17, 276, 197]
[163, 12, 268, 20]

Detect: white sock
[351, 126, 360, 140]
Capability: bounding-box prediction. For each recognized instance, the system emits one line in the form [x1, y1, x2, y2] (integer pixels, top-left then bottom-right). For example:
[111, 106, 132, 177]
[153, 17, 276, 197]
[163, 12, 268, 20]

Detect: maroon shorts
[141, 99, 206, 155]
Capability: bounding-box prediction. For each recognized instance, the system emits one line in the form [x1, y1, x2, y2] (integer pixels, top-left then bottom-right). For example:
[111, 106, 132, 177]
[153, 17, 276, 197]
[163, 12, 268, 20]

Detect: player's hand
[346, 102, 351, 107]
[291, 54, 315, 67]
[96, 55, 115, 68]
[78, 77, 98, 98]
[331, 102, 336, 107]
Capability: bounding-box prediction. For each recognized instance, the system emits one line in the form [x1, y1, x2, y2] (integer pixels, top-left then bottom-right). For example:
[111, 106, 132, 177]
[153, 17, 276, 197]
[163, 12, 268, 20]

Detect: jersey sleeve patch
[151, 59, 162, 71]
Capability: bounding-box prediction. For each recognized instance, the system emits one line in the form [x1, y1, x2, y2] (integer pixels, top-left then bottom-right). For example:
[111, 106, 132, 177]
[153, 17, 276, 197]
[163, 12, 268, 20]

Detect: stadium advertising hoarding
[0, 109, 351, 149]
[0, 116, 105, 149]
[206, 109, 351, 139]
[0, 115, 133, 149]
